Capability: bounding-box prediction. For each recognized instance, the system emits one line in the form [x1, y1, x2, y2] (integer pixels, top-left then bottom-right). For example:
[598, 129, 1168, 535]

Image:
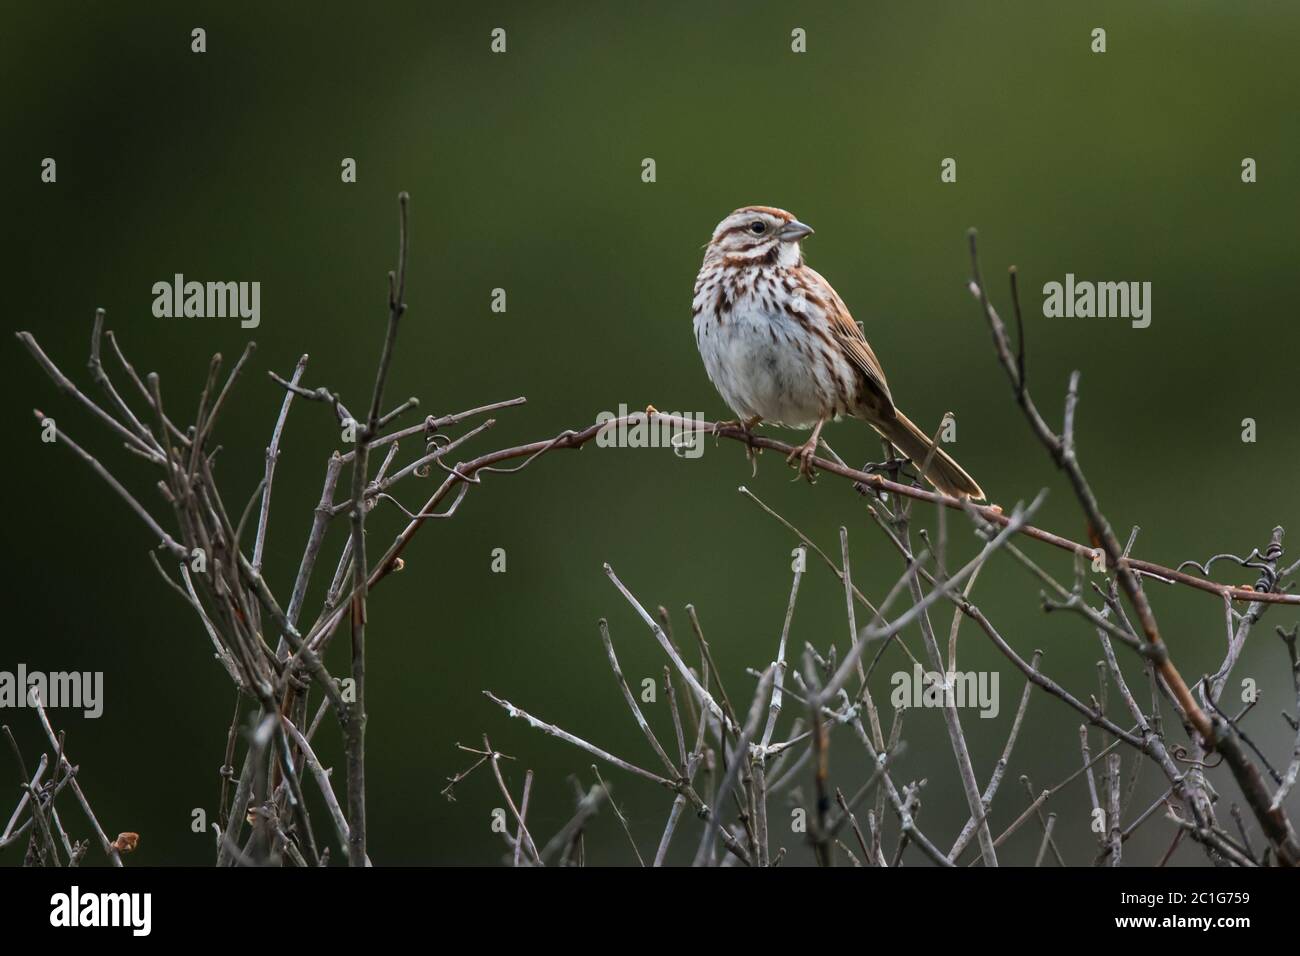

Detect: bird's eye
[750, 221, 766, 234]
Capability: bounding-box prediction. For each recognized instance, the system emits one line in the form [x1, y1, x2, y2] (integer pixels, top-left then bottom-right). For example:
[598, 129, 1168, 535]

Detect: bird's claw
[785, 441, 818, 484]
[712, 418, 741, 439]
[716, 418, 764, 481]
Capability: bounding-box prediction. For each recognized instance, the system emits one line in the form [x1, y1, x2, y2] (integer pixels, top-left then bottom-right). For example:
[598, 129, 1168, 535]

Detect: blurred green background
[3, 1, 1298, 866]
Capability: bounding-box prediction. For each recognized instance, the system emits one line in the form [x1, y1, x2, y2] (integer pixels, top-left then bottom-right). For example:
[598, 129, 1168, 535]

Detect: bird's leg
[785, 416, 826, 483]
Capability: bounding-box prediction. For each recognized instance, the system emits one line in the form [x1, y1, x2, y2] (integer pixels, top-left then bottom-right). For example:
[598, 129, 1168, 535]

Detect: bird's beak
[779, 220, 814, 242]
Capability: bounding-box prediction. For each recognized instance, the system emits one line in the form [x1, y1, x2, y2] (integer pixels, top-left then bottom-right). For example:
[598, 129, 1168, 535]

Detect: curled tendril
[850, 456, 915, 499]
[414, 433, 452, 478]
[1176, 545, 1283, 593]
[373, 483, 470, 520]
[1170, 745, 1223, 769]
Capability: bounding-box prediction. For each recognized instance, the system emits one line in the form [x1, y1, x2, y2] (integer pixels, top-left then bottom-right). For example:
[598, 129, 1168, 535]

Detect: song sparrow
[692, 205, 984, 499]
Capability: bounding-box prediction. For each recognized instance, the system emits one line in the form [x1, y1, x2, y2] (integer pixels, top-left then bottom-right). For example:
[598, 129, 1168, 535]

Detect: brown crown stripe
[732, 205, 795, 221]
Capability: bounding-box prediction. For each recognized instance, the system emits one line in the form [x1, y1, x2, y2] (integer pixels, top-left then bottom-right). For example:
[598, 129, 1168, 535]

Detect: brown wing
[802, 267, 895, 416]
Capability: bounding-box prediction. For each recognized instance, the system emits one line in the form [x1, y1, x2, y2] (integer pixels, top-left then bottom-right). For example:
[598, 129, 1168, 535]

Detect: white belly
[694, 306, 837, 429]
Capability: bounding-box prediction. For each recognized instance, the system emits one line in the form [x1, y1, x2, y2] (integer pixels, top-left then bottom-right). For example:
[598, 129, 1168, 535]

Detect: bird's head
[704, 206, 814, 267]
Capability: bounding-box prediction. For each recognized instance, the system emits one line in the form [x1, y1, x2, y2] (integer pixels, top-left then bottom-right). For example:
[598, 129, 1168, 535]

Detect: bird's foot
[713, 415, 762, 436]
[712, 417, 741, 439]
[715, 417, 764, 477]
[785, 438, 819, 484]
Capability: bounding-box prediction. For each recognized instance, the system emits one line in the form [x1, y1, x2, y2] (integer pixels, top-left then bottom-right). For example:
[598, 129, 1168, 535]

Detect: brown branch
[341, 191, 408, 866]
[966, 233, 1213, 743]
[968, 229, 1300, 867]
[299, 406, 1297, 677]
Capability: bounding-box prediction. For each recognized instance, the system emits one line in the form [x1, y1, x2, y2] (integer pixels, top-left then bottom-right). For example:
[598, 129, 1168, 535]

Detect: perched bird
[692, 205, 983, 499]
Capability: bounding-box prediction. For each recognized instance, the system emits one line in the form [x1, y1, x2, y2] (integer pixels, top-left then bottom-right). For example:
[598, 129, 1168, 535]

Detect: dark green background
[3, 2, 1297, 865]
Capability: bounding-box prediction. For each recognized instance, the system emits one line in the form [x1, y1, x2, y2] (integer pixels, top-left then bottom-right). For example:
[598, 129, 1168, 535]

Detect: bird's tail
[869, 410, 985, 500]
